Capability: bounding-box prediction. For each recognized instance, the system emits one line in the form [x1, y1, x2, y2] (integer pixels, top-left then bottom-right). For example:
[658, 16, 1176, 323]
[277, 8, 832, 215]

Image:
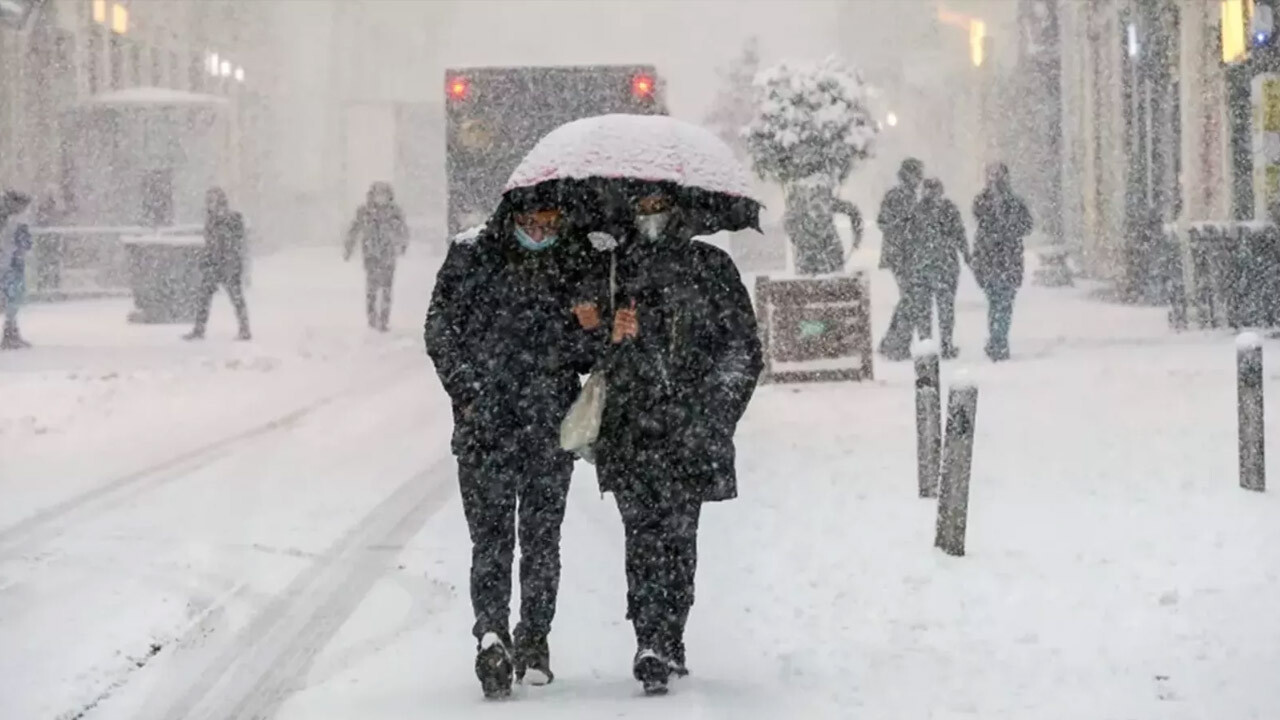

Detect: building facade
[0, 0, 269, 222]
[1058, 0, 1237, 286]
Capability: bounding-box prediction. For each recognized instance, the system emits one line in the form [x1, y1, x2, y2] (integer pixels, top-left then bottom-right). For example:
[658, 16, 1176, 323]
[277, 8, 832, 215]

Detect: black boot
[634, 648, 671, 695]
[475, 631, 514, 700]
[512, 626, 553, 686]
[1, 319, 29, 349]
[667, 638, 689, 678]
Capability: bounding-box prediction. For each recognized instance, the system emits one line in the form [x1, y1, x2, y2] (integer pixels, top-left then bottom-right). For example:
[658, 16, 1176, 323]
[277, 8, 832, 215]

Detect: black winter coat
[972, 184, 1032, 290]
[347, 202, 408, 267]
[877, 183, 919, 272]
[425, 228, 597, 458]
[203, 211, 245, 277]
[592, 238, 763, 503]
[916, 196, 969, 284]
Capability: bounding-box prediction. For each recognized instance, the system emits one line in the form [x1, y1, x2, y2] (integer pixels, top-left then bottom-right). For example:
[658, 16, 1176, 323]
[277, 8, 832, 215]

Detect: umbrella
[504, 114, 762, 237]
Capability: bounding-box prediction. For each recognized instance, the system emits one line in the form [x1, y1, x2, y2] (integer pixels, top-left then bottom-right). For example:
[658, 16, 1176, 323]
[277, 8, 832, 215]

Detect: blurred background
[0, 0, 1255, 292]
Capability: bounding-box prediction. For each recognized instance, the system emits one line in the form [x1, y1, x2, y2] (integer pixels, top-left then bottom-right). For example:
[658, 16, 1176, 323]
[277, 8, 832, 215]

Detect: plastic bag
[560, 371, 606, 461]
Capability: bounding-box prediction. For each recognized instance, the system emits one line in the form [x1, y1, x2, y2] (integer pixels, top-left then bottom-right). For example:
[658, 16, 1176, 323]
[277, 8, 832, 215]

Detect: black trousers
[880, 270, 930, 357]
[193, 264, 249, 334]
[458, 446, 573, 643]
[926, 274, 959, 352]
[610, 475, 702, 656]
[365, 261, 395, 328]
[985, 285, 1017, 359]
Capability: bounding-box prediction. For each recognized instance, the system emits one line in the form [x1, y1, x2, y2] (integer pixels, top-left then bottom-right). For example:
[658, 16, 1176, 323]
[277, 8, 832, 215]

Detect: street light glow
[886, 112, 899, 128]
[234, 67, 245, 83]
[220, 60, 232, 78]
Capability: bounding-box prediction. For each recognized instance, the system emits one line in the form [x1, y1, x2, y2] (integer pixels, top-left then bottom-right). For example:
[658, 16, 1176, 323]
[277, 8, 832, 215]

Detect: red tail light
[447, 77, 469, 100]
[632, 74, 655, 98]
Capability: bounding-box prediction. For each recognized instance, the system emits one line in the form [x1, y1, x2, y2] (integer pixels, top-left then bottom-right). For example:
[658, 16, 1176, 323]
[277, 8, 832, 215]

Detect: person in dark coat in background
[424, 195, 598, 699]
[1, 190, 34, 350]
[972, 163, 1033, 361]
[345, 181, 408, 331]
[877, 158, 928, 360]
[916, 178, 970, 358]
[574, 185, 763, 695]
[185, 187, 250, 341]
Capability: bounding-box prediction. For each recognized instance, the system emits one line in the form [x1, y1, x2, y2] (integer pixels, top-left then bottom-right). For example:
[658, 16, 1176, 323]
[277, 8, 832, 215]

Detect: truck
[444, 64, 668, 236]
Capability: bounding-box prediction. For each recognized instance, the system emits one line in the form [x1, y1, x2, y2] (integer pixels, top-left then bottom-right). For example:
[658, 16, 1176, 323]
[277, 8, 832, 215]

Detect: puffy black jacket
[972, 183, 1032, 290]
[203, 210, 245, 274]
[915, 196, 969, 283]
[592, 237, 763, 502]
[346, 202, 408, 266]
[425, 225, 597, 457]
[877, 183, 919, 272]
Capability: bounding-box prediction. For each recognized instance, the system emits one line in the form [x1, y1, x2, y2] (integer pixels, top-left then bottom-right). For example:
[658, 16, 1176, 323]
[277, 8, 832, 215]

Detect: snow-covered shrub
[744, 55, 877, 187]
[744, 56, 878, 275]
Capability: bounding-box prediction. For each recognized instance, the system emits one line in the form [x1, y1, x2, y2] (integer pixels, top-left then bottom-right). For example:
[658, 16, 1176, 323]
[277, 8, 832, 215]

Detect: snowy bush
[744, 56, 877, 275]
[744, 56, 877, 187]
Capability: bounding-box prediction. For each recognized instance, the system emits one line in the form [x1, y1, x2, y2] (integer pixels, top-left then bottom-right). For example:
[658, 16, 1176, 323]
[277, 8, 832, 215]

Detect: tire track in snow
[0, 359, 423, 561]
[136, 454, 457, 720]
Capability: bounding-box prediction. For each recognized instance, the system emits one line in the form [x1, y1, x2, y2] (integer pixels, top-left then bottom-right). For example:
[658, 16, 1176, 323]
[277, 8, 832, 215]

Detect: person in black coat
[916, 178, 970, 358]
[185, 187, 250, 341]
[574, 185, 763, 694]
[424, 195, 597, 699]
[345, 182, 409, 331]
[972, 163, 1032, 361]
[877, 158, 928, 360]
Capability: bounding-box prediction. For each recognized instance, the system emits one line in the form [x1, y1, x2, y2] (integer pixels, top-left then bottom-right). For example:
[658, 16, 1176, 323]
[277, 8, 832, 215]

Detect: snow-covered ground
[2, 239, 1279, 719]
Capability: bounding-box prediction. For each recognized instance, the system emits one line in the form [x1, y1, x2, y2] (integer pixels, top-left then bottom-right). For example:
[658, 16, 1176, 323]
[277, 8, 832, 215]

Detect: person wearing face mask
[574, 185, 763, 695]
[345, 182, 409, 331]
[425, 193, 598, 699]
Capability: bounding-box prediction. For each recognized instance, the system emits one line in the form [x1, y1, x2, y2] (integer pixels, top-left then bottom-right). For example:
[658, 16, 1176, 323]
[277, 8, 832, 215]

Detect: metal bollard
[1237, 333, 1266, 492]
[936, 378, 979, 557]
[914, 341, 942, 498]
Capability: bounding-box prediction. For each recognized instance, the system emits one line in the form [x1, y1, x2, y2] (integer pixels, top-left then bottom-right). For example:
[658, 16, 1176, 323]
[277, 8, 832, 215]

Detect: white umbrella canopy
[505, 114, 760, 202]
[504, 114, 762, 237]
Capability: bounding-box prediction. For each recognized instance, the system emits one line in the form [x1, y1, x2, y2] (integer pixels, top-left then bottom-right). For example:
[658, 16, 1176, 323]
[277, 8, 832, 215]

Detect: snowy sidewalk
[273, 262, 1280, 719]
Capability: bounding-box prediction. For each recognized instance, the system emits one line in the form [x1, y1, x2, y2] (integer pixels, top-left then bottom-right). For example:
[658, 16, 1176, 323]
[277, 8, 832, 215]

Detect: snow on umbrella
[504, 114, 762, 236]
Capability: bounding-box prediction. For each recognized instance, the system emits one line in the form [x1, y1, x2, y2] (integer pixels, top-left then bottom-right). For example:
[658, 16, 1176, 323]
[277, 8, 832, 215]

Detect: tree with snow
[745, 56, 878, 275]
[703, 36, 761, 162]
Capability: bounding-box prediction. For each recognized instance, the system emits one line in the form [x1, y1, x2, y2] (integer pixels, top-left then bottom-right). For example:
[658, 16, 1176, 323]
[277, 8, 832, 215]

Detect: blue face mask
[515, 225, 558, 251]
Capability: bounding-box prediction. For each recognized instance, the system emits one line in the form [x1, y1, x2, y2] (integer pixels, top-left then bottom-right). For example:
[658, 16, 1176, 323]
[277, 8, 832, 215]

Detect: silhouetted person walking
[877, 158, 928, 359]
[916, 178, 969, 358]
[972, 164, 1031, 361]
[186, 188, 250, 341]
[345, 182, 408, 331]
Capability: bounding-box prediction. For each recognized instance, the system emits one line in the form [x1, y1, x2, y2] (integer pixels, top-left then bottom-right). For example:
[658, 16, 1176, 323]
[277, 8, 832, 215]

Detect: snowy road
[3, 243, 1280, 718]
